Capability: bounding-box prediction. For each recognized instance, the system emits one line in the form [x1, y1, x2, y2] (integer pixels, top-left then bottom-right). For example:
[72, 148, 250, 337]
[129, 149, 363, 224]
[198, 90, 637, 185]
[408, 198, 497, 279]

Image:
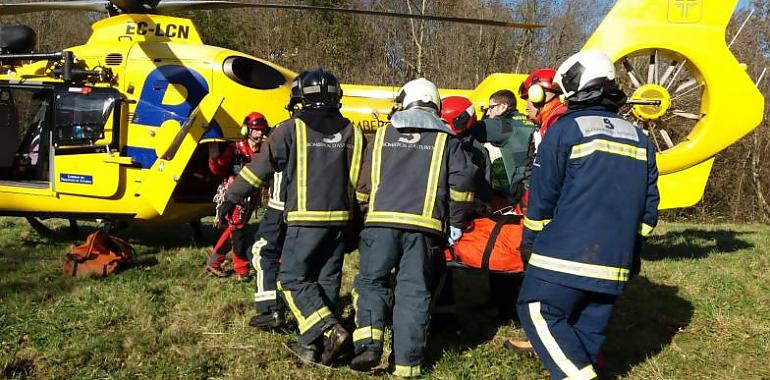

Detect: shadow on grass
[115, 222, 225, 250]
[3, 358, 34, 379]
[642, 228, 753, 261]
[424, 268, 519, 369]
[603, 276, 694, 378]
[20, 217, 228, 250]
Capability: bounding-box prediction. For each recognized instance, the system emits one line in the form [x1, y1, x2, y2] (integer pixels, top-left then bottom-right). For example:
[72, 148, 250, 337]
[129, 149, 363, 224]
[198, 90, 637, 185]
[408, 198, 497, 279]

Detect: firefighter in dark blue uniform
[349, 78, 476, 377]
[517, 50, 660, 380]
[249, 72, 306, 330]
[218, 68, 366, 366]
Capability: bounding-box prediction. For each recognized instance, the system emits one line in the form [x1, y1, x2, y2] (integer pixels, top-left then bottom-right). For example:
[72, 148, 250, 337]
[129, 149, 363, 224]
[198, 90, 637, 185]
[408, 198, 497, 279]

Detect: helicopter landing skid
[25, 216, 79, 237]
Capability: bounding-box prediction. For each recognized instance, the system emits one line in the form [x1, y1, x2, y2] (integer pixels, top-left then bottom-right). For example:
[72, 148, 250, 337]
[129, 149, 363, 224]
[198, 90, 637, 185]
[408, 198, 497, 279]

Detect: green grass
[1, 217, 769, 379]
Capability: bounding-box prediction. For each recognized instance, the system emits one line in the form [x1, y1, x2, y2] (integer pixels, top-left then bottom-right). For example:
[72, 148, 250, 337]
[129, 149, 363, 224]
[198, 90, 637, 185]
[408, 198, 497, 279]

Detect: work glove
[447, 226, 463, 246]
[511, 180, 527, 212]
[215, 200, 236, 229]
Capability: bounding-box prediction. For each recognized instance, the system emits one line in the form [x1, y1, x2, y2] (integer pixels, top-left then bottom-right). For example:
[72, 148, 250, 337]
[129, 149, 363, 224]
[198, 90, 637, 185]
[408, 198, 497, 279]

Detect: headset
[521, 68, 562, 107]
[527, 83, 548, 106]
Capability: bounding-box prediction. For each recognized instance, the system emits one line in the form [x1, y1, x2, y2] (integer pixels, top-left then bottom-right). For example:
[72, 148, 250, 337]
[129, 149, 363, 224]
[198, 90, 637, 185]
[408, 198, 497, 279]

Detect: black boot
[249, 310, 285, 329]
[320, 323, 350, 365]
[287, 341, 321, 364]
[350, 348, 382, 372]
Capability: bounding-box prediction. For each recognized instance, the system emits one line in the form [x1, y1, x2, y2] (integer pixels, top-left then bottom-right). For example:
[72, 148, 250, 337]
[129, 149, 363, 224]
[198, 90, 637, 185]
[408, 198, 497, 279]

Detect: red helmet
[241, 112, 269, 136]
[440, 96, 476, 135]
[519, 68, 561, 105]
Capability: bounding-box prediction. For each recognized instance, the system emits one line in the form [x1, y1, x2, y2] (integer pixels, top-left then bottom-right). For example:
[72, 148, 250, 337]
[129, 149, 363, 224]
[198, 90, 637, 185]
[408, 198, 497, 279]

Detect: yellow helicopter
[0, 0, 763, 232]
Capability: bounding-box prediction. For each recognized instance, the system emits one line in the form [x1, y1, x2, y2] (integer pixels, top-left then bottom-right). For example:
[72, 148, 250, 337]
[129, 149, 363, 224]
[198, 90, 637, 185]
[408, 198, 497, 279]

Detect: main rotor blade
[154, 1, 545, 29]
[0, 0, 110, 14]
[112, 0, 161, 13]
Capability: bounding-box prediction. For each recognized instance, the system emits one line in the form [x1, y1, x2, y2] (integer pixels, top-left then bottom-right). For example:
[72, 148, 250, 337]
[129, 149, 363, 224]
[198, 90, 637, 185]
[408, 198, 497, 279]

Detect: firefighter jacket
[461, 134, 493, 205]
[264, 124, 287, 212]
[522, 105, 659, 295]
[472, 110, 535, 188]
[226, 110, 366, 227]
[266, 171, 287, 211]
[357, 110, 476, 236]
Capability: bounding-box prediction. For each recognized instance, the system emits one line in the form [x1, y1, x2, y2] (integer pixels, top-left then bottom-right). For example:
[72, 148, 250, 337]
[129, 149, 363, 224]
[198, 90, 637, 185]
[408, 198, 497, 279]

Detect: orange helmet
[241, 112, 269, 136]
[519, 68, 561, 106]
[440, 96, 476, 135]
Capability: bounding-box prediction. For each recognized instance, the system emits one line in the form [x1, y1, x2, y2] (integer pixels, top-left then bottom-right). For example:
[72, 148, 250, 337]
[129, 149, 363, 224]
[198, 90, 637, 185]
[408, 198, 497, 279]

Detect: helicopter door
[51, 87, 123, 198]
[0, 85, 55, 192]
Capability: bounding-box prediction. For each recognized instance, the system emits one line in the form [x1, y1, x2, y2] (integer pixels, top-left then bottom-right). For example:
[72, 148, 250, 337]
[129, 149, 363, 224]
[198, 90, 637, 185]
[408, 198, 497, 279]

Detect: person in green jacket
[471, 89, 535, 205]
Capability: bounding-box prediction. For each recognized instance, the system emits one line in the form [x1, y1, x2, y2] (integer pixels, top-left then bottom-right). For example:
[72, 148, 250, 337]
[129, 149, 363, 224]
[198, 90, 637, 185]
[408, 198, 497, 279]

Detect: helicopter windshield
[54, 91, 115, 144]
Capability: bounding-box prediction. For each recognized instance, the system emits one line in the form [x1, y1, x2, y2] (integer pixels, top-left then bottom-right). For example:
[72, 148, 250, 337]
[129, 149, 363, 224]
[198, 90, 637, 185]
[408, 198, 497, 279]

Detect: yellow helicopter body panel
[338, 73, 531, 133]
[583, 0, 765, 208]
[0, 0, 764, 225]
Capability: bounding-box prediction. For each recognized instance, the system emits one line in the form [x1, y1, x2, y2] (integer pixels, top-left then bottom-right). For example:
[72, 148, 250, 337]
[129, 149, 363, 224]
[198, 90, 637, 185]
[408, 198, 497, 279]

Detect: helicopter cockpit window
[53, 92, 115, 145]
[223, 56, 286, 90]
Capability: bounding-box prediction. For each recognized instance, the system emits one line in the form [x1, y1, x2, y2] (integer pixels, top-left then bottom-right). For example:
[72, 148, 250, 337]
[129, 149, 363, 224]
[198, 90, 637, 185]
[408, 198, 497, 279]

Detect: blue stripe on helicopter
[133, 65, 209, 128]
[202, 121, 224, 139]
[124, 146, 158, 169]
[60, 173, 93, 185]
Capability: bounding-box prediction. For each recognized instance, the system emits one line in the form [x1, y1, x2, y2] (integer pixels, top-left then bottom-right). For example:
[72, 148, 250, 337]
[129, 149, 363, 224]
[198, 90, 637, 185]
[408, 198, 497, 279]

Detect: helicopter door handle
[102, 155, 135, 165]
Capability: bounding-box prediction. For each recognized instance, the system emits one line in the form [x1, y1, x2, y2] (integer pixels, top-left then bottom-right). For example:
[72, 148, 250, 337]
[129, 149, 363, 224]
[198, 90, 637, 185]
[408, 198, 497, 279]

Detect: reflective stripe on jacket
[358, 121, 475, 236]
[226, 116, 366, 226]
[523, 106, 659, 295]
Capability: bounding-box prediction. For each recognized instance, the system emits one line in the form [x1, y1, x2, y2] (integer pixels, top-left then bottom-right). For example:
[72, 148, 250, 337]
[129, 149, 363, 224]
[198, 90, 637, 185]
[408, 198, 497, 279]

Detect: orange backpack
[445, 214, 524, 273]
[63, 231, 134, 277]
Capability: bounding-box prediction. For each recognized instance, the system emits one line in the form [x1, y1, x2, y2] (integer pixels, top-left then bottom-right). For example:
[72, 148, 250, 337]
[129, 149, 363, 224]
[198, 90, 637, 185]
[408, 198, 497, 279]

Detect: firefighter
[207, 112, 269, 281]
[471, 89, 535, 205]
[440, 95, 491, 207]
[248, 72, 306, 329]
[519, 68, 569, 152]
[350, 78, 475, 377]
[218, 68, 365, 366]
[504, 68, 569, 352]
[516, 50, 659, 379]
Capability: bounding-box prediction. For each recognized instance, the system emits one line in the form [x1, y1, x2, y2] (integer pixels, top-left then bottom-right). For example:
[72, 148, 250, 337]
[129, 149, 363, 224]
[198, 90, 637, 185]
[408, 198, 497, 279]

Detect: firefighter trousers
[251, 207, 287, 314]
[278, 225, 346, 345]
[352, 227, 436, 377]
[207, 224, 252, 276]
[516, 274, 617, 380]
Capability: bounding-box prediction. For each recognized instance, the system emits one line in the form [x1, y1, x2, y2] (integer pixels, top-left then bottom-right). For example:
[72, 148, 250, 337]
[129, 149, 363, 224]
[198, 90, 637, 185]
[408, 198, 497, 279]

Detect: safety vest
[364, 124, 474, 235]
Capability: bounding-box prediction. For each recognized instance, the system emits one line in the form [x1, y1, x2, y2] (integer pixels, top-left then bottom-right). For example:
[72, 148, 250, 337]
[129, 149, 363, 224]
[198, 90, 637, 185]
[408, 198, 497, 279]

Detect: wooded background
[2, 0, 768, 221]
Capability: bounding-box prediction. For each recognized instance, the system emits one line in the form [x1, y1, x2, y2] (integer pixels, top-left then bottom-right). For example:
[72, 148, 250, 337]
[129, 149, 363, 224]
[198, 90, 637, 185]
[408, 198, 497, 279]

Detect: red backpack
[445, 213, 524, 273]
[63, 231, 134, 277]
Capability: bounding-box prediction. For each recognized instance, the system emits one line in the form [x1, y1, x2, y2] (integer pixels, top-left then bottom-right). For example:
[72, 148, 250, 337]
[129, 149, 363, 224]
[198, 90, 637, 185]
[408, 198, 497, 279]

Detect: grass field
[1, 217, 769, 379]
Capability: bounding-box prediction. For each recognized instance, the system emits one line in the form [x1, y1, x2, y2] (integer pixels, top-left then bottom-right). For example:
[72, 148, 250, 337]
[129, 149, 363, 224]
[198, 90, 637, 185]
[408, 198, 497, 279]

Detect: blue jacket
[522, 106, 659, 295]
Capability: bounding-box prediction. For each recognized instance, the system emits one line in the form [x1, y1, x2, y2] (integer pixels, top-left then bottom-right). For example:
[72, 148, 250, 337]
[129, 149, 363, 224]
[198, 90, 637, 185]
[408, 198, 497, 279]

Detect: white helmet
[395, 78, 441, 113]
[555, 50, 616, 99]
